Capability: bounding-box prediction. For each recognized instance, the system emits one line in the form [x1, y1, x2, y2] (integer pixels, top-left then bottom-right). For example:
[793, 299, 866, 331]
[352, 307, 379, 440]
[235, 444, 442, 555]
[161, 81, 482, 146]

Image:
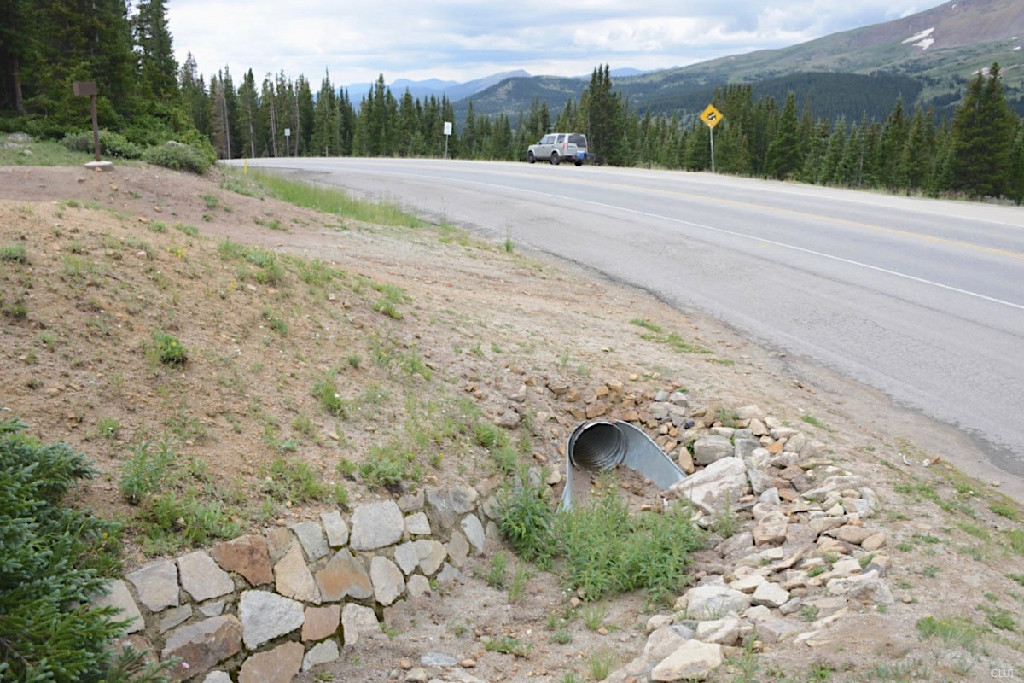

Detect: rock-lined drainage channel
[93, 487, 488, 681]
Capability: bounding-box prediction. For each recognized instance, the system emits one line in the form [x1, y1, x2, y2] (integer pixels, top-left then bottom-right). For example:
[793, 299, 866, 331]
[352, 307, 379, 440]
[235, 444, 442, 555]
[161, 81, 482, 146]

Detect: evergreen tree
[209, 68, 236, 159]
[876, 97, 907, 189]
[179, 53, 210, 139]
[295, 75, 314, 156]
[236, 69, 261, 158]
[584, 65, 627, 165]
[133, 0, 177, 102]
[765, 92, 801, 179]
[462, 100, 477, 159]
[950, 63, 1018, 198]
[311, 72, 340, 156]
[896, 107, 932, 193]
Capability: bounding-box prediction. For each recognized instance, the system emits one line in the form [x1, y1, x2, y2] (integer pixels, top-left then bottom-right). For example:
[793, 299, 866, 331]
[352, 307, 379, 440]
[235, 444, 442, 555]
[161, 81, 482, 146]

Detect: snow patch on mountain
[902, 27, 936, 50]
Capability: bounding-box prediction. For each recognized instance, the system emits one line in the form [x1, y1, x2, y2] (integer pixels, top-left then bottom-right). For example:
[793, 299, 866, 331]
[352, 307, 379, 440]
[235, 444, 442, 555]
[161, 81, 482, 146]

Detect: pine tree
[133, 0, 177, 102]
[765, 92, 801, 179]
[236, 69, 261, 158]
[950, 63, 1019, 198]
[584, 65, 627, 165]
[179, 53, 210, 138]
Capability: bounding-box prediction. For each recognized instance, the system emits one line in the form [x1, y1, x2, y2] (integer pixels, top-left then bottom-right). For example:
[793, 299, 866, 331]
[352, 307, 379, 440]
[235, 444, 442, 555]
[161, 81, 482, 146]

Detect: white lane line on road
[462, 178, 1024, 313]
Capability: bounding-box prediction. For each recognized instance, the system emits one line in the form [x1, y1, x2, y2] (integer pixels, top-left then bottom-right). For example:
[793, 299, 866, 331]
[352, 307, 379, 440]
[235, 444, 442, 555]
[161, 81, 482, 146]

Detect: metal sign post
[73, 81, 100, 161]
[443, 121, 452, 159]
[699, 104, 723, 173]
[284, 128, 291, 157]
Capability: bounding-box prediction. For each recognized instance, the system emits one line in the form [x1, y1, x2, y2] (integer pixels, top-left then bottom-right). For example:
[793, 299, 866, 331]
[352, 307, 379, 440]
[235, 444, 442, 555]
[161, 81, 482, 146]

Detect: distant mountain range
[447, 0, 1024, 124]
[345, 0, 1024, 125]
[343, 68, 649, 101]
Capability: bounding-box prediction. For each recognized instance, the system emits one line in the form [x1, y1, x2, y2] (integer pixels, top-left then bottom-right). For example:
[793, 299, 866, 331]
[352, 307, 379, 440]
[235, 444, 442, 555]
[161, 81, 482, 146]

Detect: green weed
[151, 331, 187, 366]
[0, 242, 27, 262]
[915, 615, 979, 651]
[120, 438, 175, 505]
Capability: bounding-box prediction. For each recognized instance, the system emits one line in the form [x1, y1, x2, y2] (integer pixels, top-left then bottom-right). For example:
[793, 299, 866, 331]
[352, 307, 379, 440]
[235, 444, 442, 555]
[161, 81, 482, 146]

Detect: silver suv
[527, 133, 588, 166]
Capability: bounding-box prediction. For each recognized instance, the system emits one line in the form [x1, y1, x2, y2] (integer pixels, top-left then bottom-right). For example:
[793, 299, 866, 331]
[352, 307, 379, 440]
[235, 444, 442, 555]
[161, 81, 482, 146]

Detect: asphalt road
[233, 157, 1024, 489]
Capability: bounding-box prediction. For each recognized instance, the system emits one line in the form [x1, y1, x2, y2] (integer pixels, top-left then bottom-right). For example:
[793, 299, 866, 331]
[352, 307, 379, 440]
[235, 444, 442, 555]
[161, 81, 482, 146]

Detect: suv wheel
[527, 151, 536, 164]
[550, 152, 560, 166]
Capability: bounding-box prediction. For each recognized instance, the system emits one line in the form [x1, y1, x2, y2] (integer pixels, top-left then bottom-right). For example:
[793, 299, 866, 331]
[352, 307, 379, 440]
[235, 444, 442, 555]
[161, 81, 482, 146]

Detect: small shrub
[95, 417, 120, 441]
[140, 491, 241, 553]
[120, 438, 175, 505]
[0, 242, 27, 262]
[509, 565, 530, 603]
[142, 142, 214, 174]
[485, 552, 508, 589]
[497, 475, 555, 568]
[151, 331, 187, 366]
[359, 443, 422, 490]
[61, 130, 143, 159]
[484, 636, 531, 658]
[262, 457, 332, 504]
[313, 375, 346, 417]
[915, 615, 979, 651]
[556, 489, 704, 602]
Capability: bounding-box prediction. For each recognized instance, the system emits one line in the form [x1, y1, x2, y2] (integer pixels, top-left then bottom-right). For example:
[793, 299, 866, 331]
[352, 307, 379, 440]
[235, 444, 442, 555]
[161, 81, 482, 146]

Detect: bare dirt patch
[1, 163, 1022, 681]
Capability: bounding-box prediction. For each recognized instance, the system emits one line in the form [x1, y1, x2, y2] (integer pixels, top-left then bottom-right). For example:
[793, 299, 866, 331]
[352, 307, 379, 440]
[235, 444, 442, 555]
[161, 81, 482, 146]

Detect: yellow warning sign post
[700, 104, 723, 172]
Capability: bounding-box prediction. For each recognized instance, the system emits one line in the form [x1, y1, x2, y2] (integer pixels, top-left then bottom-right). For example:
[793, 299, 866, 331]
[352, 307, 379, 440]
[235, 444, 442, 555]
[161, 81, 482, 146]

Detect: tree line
[2, 3, 1022, 203]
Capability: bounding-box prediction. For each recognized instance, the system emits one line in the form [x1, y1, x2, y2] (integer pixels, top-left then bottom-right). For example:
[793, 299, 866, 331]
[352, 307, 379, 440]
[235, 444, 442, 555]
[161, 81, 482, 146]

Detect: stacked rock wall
[92, 486, 489, 681]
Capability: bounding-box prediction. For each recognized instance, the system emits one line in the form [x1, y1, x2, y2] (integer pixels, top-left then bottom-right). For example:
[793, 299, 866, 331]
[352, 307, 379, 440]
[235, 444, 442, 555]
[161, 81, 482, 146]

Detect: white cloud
[166, 1, 945, 86]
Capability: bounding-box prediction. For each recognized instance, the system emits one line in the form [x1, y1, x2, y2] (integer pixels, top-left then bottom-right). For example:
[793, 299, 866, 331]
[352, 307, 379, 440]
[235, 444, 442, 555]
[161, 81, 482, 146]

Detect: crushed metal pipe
[559, 420, 687, 510]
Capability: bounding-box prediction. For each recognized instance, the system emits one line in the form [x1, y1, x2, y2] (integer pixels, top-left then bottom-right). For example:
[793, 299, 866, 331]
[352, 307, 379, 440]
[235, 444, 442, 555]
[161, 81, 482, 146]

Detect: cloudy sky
[166, 1, 944, 87]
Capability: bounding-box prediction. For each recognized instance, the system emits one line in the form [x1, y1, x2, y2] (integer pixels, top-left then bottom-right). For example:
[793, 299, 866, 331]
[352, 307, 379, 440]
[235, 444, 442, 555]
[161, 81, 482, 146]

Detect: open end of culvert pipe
[559, 420, 687, 511]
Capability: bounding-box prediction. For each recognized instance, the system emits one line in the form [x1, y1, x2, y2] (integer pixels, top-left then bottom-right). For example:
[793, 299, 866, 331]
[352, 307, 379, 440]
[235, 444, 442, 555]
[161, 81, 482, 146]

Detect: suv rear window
[568, 134, 587, 148]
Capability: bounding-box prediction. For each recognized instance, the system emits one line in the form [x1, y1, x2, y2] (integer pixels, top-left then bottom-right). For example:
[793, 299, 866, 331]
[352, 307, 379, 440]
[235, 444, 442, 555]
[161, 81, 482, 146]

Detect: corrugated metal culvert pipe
[558, 420, 687, 510]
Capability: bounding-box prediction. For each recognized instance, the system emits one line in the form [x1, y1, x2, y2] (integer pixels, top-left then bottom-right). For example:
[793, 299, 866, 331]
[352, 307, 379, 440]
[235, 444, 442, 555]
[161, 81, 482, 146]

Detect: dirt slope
[1, 162, 1022, 681]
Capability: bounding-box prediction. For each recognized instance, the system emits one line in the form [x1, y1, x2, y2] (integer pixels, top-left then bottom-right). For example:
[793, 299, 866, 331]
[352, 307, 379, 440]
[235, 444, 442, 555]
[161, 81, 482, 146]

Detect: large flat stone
[341, 603, 380, 647]
[93, 579, 144, 634]
[178, 551, 234, 602]
[349, 501, 404, 551]
[210, 534, 273, 587]
[651, 640, 722, 681]
[126, 560, 178, 612]
[670, 457, 747, 514]
[425, 487, 478, 530]
[370, 556, 405, 606]
[684, 584, 751, 621]
[239, 590, 304, 650]
[302, 639, 340, 672]
[321, 510, 349, 547]
[460, 514, 485, 553]
[302, 604, 341, 641]
[161, 616, 242, 681]
[291, 520, 329, 562]
[238, 640, 303, 683]
[316, 549, 372, 601]
[274, 542, 321, 603]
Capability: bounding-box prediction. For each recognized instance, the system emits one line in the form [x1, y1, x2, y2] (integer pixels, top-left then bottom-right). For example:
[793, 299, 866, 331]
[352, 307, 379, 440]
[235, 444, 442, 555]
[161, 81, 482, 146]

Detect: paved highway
[233, 157, 1024, 488]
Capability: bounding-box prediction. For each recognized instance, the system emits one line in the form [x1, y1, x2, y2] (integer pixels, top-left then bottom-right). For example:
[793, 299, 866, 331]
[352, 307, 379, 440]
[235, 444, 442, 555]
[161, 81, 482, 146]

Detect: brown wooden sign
[73, 81, 97, 97]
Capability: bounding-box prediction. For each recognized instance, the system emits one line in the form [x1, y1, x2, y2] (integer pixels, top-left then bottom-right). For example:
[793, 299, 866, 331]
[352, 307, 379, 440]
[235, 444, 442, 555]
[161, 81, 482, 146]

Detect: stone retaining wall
[93, 486, 491, 682]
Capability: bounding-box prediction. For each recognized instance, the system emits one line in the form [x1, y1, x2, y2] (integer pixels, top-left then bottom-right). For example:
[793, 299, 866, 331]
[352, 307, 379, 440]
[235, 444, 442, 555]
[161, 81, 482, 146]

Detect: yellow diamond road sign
[700, 104, 722, 128]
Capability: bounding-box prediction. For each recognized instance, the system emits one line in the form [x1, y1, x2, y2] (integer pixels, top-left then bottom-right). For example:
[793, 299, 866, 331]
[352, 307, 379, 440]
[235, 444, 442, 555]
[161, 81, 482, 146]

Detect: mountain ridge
[451, 0, 1024, 123]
